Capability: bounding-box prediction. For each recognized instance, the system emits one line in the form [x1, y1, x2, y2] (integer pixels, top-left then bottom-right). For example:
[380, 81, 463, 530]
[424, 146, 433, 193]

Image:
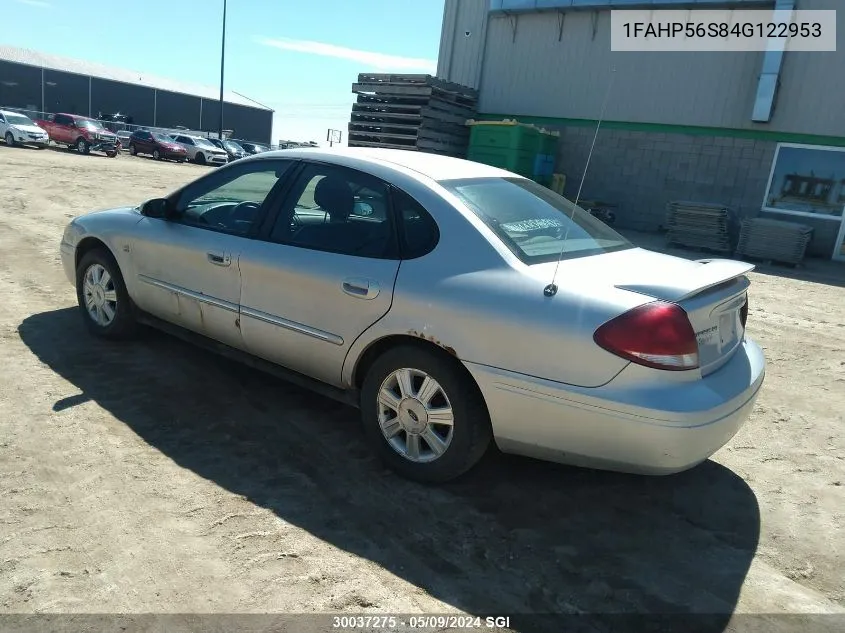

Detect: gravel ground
[0, 145, 843, 632]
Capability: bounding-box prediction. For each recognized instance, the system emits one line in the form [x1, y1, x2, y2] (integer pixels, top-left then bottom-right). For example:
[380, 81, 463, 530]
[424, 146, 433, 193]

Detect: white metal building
[437, 0, 845, 260]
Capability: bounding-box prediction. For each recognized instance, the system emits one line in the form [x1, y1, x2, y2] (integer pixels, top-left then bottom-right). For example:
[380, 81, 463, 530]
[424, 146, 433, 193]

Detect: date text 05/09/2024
[332, 615, 512, 630]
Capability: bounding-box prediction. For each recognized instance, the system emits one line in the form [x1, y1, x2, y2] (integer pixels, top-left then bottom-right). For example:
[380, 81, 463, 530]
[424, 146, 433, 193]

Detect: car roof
[252, 147, 517, 182]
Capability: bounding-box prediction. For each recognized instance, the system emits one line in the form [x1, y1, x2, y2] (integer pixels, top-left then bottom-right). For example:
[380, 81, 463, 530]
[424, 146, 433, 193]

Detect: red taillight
[593, 301, 699, 371]
[739, 295, 749, 328]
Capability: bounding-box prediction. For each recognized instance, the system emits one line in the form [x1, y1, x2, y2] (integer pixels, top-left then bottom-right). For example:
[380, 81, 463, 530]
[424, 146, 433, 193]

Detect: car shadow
[19, 308, 761, 633]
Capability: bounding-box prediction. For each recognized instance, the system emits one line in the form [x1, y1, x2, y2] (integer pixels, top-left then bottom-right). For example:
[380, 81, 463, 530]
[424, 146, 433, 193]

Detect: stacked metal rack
[735, 217, 814, 265]
[348, 74, 478, 157]
[665, 201, 735, 253]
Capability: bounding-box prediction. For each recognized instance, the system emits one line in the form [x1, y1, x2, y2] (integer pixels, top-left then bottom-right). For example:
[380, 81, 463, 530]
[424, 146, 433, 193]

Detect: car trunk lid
[530, 248, 754, 375]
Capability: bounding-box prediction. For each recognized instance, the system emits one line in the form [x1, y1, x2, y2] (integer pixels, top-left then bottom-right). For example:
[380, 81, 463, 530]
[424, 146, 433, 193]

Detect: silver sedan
[59, 148, 765, 483]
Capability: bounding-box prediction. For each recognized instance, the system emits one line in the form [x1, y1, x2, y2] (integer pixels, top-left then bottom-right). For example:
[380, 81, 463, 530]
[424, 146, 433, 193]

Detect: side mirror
[140, 198, 171, 219]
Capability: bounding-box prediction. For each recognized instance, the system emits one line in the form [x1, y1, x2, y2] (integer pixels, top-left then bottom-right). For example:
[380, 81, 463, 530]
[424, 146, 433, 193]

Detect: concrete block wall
[548, 125, 841, 257]
[551, 126, 775, 230]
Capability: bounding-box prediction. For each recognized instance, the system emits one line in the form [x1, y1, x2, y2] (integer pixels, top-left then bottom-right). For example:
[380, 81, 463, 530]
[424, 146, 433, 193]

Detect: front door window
[173, 161, 294, 236]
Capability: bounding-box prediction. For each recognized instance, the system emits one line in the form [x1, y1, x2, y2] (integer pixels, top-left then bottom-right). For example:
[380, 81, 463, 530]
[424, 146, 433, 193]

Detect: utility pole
[218, 0, 227, 140]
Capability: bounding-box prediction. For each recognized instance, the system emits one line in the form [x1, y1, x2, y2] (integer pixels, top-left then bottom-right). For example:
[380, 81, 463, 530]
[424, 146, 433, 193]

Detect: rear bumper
[465, 338, 766, 475]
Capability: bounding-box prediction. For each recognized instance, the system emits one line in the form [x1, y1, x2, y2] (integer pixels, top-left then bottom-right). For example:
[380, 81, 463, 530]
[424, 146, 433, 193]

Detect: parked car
[35, 113, 119, 157]
[116, 130, 133, 150]
[169, 134, 228, 166]
[128, 130, 188, 162]
[208, 137, 247, 162]
[238, 141, 269, 155]
[58, 148, 765, 484]
[0, 109, 49, 148]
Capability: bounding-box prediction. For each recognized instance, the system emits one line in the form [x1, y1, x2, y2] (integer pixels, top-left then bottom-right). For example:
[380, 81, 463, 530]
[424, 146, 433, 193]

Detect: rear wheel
[107, 151, 118, 158]
[5, 132, 15, 147]
[360, 345, 492, 484]
[75, 249, 136, 340]
[76, 138, 90, 154]
[195, 152, 206, 165]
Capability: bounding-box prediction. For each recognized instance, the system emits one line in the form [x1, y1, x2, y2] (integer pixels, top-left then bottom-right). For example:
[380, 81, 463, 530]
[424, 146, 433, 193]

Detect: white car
[169, 134, 228, 166]
[0, 109, 49, 149]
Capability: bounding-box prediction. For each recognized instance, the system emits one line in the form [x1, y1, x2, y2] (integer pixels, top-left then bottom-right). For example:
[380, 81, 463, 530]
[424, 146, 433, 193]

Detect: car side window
[0, 114, 5, 123]
[392, 188, 440, 259]
[55, 114, 70, 126]
[171, 160, 293, 236]
[268, 164, 397, 259]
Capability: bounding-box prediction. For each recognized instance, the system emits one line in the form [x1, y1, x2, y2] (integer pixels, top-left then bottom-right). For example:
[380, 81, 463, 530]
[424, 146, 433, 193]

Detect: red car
[128, 130, 188, 162]
[35, 113, 119, 157]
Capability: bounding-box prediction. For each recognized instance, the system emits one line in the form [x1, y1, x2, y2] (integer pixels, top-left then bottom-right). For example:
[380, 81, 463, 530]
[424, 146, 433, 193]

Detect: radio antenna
[544, 67, 616, 298]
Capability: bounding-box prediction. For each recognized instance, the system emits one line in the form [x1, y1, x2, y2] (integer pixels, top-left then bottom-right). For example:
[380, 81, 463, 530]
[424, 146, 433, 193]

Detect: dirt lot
[0, 146, 843, 631]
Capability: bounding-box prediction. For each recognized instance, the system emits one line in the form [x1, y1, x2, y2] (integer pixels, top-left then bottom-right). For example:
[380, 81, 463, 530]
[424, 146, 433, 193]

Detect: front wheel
[129, 144, 137, 156]
[153, 149, 161, 160]
[76, 138, 90, 154]
[195, 152, 206, 165]
[76, 249, 136, 339]
[360, 345, 492, 484]
[5, 132, 15, 147]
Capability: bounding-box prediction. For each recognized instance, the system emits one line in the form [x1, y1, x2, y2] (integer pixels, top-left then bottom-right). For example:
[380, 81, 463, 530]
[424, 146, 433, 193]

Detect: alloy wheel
[82, 263, 118, 327]
[377, 368, 455, 463]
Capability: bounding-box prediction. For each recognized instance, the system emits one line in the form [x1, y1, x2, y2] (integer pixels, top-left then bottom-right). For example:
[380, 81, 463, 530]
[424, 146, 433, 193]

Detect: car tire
[5, 132, 16, 147]
[107, 151, 118, 158]
[153, 149, 161, 160]
[129, 144, 137, 156]
[360, 345, 492, 484]
[195, 152, 206, 165]
[75, 248, 137, 340]
[76, 138, 90, 155]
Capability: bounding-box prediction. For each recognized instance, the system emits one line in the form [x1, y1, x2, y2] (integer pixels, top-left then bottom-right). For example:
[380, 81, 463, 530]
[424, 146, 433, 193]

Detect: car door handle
[207, 251, 231, 267]
[342, 278, 380, 300]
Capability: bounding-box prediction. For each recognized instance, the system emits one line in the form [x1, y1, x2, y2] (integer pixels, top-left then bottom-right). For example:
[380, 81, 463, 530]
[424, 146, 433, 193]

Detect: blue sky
[3, 0, 445, 144]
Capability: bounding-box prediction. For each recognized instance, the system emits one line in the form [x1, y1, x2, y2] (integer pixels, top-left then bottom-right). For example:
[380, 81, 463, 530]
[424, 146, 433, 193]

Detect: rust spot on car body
[407, 330, 457, 357]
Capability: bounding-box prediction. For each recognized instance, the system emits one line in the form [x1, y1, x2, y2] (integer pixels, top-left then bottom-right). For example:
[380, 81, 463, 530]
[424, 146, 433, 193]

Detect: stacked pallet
[665, 201, 734, 253]
[735, 217, 813, 264]
[349, 74, 478, 157]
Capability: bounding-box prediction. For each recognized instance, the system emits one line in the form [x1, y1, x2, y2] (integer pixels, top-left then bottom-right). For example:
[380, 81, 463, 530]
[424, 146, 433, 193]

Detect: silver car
[59, 148, 765, 483]
[169, 134, 228, 166]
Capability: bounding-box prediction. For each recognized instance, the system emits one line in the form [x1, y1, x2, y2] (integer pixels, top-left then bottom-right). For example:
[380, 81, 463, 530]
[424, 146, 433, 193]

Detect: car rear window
[439, 177, 632, 264]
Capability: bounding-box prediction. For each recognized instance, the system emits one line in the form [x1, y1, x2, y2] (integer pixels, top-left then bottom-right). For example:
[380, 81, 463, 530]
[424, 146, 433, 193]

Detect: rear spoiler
[616, 258, 755, 302]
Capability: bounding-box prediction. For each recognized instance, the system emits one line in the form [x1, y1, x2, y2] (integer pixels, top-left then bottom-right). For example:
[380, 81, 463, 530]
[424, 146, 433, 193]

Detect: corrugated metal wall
[0, 58, 273, 143]
[436, 0, 489, 89]
[438, 0, 845, 137]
